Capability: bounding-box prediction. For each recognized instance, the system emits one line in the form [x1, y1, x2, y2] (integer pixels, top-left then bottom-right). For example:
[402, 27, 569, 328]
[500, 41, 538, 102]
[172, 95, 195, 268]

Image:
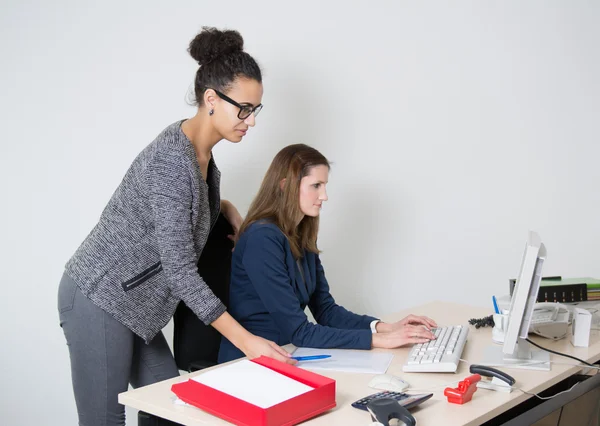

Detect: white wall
[2, 1, 599, 424]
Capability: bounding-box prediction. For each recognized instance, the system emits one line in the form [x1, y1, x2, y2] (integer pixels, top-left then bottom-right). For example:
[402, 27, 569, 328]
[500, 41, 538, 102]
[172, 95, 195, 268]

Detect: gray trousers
[58, 272, 179, 426]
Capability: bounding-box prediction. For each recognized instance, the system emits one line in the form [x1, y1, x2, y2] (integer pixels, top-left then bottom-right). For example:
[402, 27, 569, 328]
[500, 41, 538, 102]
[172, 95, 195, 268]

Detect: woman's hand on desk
[384, 314, 437, 332]
[372, 324, 436, 349]
[211, 311, 297, 365]
[241, 334, 298, 365]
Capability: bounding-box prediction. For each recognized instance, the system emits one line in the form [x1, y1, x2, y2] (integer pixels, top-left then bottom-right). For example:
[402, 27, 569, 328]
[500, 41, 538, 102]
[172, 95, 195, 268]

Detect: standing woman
[57, 27, 291, 426]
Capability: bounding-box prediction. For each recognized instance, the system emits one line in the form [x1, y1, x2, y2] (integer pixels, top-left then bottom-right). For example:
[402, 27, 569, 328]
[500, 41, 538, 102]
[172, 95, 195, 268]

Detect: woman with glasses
[218, 144, 438, 363]
[57, 27, 291, 426]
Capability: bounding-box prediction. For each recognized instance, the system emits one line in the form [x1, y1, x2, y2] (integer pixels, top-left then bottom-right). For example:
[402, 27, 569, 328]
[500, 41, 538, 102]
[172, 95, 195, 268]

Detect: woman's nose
[244, 113, 256, 127]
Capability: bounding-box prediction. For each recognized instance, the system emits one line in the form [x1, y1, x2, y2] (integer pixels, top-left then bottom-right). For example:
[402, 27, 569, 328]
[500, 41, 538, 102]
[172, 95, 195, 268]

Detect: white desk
[119, 301, 600, 425]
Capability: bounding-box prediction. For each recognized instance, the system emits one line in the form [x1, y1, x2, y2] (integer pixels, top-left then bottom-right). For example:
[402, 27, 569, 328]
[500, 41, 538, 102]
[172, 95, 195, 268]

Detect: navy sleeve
[308, 255, 378, 330]
[242, 228, 372, 350]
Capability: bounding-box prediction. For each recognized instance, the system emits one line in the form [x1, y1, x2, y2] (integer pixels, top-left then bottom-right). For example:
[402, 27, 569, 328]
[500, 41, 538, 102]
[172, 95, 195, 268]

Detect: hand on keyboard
[372, 314, 437, 349]
[372, 324, 437, 349]
[402, 325, 469, 373]
[389, 314, 438, 332]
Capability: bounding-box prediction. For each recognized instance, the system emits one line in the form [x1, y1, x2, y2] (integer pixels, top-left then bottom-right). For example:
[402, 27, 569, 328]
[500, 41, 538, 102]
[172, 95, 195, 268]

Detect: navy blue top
[218, 221, 377, 363]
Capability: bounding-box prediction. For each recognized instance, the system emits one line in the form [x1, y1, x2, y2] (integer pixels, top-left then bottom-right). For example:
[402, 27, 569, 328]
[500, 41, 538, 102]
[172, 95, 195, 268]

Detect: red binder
[171, 356, 336, 426]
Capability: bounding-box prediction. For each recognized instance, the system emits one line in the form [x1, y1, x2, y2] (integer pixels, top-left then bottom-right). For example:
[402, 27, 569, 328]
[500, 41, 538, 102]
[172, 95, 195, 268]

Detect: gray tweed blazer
[65, 120, 226, 342]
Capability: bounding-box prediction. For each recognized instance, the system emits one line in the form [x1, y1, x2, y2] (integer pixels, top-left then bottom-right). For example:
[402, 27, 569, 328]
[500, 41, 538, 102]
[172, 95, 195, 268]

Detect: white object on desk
[571, 308, 592, 347]
[492, 313, 509, 344]
[479, 344, 550, 371]
[496, 295, 512, 312]
[292, 347, 393, 374]
[191, 359, 313, 408]
[476, 376, 513, 393]
[173, 397, 189, 406]
[402, 325, 468, 373]
[368, 374, 409, 392]
[528, 303, 570, 340]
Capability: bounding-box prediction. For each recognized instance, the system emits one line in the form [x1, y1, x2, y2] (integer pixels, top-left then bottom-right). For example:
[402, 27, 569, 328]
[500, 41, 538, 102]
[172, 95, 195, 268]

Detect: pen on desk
[291, 355, 332, 361]
[492, 295, 500, 314]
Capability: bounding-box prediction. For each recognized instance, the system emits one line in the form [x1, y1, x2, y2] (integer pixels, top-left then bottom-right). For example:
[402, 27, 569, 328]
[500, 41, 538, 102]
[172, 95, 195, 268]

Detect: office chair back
[173, 213, 234, 371]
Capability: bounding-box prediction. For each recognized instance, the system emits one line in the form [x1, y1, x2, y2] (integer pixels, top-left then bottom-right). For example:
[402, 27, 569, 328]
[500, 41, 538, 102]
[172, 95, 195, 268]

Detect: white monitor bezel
[502, 231, 546, 355]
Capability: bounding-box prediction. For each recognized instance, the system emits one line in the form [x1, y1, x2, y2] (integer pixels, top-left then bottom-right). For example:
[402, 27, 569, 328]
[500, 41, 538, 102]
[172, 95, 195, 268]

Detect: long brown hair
[239, 144, 330, 259]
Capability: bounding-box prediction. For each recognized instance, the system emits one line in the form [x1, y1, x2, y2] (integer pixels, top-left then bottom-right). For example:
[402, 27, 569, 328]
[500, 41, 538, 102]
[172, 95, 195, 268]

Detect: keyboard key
[402, 325, 469, 373]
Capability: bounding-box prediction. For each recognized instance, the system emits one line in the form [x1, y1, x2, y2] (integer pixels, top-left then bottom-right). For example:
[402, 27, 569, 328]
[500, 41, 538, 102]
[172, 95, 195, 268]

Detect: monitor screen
[503, 231, 547, 356]
[479, 231, 551, 371]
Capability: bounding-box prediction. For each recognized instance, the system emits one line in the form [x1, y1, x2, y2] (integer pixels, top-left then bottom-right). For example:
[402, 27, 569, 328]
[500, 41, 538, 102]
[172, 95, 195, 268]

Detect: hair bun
[188, 27, 244, 66]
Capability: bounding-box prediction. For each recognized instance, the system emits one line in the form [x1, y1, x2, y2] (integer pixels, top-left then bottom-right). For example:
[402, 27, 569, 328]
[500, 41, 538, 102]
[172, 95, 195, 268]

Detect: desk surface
[119, 301, 600, 426]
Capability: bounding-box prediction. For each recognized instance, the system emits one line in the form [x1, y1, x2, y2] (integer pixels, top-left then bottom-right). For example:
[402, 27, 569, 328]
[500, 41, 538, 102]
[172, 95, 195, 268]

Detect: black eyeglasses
[212, 89, 263, 120]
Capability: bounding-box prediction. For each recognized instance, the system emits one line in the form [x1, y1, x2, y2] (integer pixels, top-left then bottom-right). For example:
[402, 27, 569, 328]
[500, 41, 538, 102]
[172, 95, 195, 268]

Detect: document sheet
[292, 347, 393, 374]
[191, 359, 314, 408]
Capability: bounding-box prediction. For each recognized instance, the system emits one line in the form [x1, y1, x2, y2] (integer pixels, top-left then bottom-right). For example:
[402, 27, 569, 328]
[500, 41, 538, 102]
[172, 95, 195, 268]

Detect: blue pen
[291, 355, 332, 361]
[492, 295, 500, 314]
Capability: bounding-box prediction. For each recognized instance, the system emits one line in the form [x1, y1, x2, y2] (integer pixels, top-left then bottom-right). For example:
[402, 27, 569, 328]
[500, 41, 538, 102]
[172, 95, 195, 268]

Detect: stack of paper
[191, 359, 313, 408]
[292, 347, 393, 374]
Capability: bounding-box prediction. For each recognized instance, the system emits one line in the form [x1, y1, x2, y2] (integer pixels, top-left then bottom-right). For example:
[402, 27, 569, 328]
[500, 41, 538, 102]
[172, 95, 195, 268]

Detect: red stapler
[444, 374, 481, 404]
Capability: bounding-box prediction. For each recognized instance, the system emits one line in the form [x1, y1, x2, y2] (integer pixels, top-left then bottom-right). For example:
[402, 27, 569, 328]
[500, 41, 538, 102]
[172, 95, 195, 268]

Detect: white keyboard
[402, 325, 469, 373]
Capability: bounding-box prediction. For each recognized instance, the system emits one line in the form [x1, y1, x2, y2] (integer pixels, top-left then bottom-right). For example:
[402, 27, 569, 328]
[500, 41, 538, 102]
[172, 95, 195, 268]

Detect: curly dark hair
[188, 27, 262, 106]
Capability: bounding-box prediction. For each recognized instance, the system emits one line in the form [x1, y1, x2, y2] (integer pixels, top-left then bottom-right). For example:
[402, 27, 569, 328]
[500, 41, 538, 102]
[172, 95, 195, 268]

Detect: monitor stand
[480, 338, 550, 371]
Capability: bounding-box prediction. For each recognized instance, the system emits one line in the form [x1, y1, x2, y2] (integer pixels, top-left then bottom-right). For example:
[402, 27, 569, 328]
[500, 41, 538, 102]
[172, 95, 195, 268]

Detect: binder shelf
[171, 356, 336, 426]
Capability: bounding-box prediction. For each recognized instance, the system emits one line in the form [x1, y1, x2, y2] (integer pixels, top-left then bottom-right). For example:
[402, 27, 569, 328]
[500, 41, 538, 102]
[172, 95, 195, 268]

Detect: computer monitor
[481, 231, 551, 370]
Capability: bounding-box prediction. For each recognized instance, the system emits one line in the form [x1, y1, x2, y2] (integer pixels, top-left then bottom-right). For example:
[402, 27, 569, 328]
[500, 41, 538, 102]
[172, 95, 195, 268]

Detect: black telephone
[367, 398, 417, 426]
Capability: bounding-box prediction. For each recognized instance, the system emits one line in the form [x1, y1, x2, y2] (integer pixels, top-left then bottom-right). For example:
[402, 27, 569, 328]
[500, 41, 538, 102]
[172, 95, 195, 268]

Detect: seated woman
[218, 144, 437, 363]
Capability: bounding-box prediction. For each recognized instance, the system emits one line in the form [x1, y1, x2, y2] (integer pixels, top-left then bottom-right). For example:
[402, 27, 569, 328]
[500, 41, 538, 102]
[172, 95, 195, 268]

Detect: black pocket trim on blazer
[122, 262, 163, 291]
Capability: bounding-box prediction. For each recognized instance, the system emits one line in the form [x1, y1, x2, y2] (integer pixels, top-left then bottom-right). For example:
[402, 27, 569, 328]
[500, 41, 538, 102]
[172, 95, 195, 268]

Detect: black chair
[138, 213, 234, 425]
[173, 213, 234, 371]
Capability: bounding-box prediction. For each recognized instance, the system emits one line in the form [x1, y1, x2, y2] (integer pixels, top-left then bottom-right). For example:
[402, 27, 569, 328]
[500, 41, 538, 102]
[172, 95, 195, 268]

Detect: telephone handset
[529, 302, 571, 340]
[367, 398, 416, 426]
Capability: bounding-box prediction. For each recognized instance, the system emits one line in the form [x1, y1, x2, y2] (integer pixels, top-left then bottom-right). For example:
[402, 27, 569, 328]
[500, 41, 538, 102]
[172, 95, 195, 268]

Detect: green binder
[509, 277, 600, 303]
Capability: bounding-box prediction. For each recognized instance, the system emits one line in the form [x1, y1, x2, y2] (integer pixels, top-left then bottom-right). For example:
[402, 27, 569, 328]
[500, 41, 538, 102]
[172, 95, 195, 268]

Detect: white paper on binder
[190, 359, 313, 408]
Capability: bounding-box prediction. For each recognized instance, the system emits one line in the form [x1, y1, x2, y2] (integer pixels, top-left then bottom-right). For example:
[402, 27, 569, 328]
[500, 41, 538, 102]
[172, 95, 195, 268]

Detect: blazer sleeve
[146, 149, 226, 325]
[242, 227, 372, 350]
[308, 254, 378, 330]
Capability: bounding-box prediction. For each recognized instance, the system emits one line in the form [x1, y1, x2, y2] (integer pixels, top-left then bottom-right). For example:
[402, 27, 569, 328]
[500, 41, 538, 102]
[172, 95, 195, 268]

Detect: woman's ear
[279, 178, 287, 191]
[203, 89, 217, 110]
